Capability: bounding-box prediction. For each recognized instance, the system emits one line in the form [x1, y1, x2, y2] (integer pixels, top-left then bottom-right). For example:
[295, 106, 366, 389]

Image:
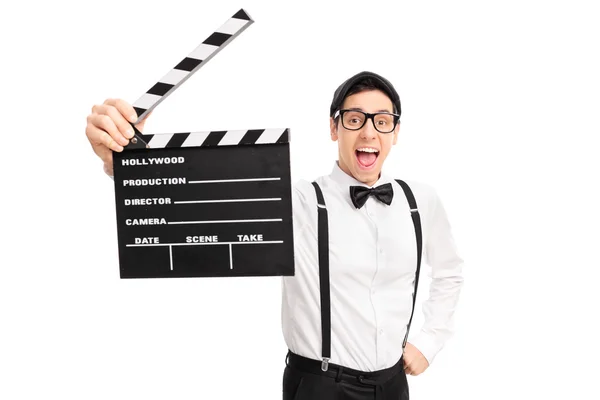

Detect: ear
[330, 117, 339, 141]
[392, 122, 400, 145]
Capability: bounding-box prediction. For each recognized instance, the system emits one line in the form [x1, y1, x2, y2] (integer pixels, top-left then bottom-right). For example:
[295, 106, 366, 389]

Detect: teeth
[356, 148, 379, 153]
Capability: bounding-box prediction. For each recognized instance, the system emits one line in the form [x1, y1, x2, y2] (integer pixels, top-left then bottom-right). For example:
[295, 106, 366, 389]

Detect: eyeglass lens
[342, 111, 396, 133]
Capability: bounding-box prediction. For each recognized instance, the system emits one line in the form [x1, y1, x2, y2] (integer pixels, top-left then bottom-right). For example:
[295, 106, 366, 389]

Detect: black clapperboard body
[113, 9, 294, 278]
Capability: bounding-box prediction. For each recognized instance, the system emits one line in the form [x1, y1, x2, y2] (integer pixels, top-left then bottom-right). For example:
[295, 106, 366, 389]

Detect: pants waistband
[285, 350, 403, 386]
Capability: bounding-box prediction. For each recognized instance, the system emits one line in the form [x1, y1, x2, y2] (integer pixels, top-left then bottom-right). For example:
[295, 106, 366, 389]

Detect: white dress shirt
[281, 161, 464, 371]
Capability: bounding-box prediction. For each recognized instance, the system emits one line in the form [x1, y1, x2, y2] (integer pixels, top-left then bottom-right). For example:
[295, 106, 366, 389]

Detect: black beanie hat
[329, 71, 401, 118]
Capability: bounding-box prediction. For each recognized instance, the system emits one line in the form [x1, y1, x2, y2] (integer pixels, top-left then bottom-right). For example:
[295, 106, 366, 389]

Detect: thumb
[133, 110, 153, 133]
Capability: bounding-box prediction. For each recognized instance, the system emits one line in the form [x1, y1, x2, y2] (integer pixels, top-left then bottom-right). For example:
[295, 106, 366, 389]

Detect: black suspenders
[311, 179, 423, 371]
[311, 181, 332, 372]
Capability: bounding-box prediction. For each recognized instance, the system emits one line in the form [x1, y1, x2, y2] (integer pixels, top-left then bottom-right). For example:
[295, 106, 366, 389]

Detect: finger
[92, 104, 134, 142]
[134, 110, 153, 132]
[86, 126, 117, 163]
[86, 122, 124, 153]
[412, 360, 427, 375]
[87, 114, 128, 148]
[104, 99, 154, 134]
[104, 98, 139, 125]
[87, 122, 123, 153]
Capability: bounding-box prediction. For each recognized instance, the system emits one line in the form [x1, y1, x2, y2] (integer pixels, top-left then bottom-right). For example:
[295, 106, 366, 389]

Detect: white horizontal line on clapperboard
[174, 198, 281, 204]
[167, 218, 282, 225]
[187, 177, 281, 184]
[126, 241, 284, 247]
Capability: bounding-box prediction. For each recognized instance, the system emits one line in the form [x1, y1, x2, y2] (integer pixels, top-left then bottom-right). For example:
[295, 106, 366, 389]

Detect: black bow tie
[349, 183, 394, 209]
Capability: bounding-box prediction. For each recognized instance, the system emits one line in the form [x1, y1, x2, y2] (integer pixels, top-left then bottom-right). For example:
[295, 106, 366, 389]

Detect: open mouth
[355, 148, 379, 168]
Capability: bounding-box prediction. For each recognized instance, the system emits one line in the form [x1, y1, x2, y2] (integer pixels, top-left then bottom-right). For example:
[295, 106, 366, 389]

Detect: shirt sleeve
[290, 179, 314, 237]
[409, 187, 464, 365]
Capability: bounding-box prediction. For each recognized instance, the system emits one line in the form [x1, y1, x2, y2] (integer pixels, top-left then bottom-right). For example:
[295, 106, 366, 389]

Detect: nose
[360, 118, 378, 140]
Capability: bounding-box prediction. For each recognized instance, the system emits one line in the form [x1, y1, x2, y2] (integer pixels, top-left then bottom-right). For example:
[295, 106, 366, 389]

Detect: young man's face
[330, 89, 399, 187]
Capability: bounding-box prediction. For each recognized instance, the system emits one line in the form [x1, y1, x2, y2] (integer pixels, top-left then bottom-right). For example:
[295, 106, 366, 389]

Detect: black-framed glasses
[334, 109, 400, 133]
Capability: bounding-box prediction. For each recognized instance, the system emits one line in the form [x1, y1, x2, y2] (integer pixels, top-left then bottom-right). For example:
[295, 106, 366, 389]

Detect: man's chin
[356, 160, 381, 179]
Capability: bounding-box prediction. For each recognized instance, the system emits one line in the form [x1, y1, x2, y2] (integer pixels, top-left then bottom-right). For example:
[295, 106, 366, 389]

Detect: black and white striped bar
[112, 129, 294, 279]
[133, 128, 289, 149]
[131, 9, 253, 121]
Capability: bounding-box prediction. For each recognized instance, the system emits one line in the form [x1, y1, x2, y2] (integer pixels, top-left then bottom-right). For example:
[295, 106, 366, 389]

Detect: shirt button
[379, 329, 384, 335]
[371, 288, 376, 294]
[379, 249, 384, 254]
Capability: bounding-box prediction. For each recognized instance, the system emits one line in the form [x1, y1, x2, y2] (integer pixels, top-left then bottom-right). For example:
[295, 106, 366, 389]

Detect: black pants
[282, 350, 409, 400]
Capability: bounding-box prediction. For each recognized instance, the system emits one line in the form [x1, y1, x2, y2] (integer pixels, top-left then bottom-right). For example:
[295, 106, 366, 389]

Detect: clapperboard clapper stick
[113, 9, 294, 279]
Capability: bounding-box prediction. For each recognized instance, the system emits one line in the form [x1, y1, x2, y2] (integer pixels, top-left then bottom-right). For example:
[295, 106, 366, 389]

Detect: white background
[1, 0, 599, 398]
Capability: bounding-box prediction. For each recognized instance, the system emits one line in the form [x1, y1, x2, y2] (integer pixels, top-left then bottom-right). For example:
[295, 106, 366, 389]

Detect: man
[85, 71, 464, 399]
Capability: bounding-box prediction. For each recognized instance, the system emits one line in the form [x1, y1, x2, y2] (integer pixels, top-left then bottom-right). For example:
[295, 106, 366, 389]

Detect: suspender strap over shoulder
[311, 182, 331, 371]
[310, 179, 422, 371]
[395, 179, 423, 349]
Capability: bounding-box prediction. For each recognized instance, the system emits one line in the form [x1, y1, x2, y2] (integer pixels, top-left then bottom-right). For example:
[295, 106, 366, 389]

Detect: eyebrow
[346, 107, 393, 113]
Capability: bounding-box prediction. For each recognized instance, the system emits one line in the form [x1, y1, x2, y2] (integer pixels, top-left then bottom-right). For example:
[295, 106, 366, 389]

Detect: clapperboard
[113, 9, 294, 279]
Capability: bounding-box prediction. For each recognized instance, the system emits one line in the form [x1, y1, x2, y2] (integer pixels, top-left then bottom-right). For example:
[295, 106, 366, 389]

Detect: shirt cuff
[408, 331, 443, 365]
